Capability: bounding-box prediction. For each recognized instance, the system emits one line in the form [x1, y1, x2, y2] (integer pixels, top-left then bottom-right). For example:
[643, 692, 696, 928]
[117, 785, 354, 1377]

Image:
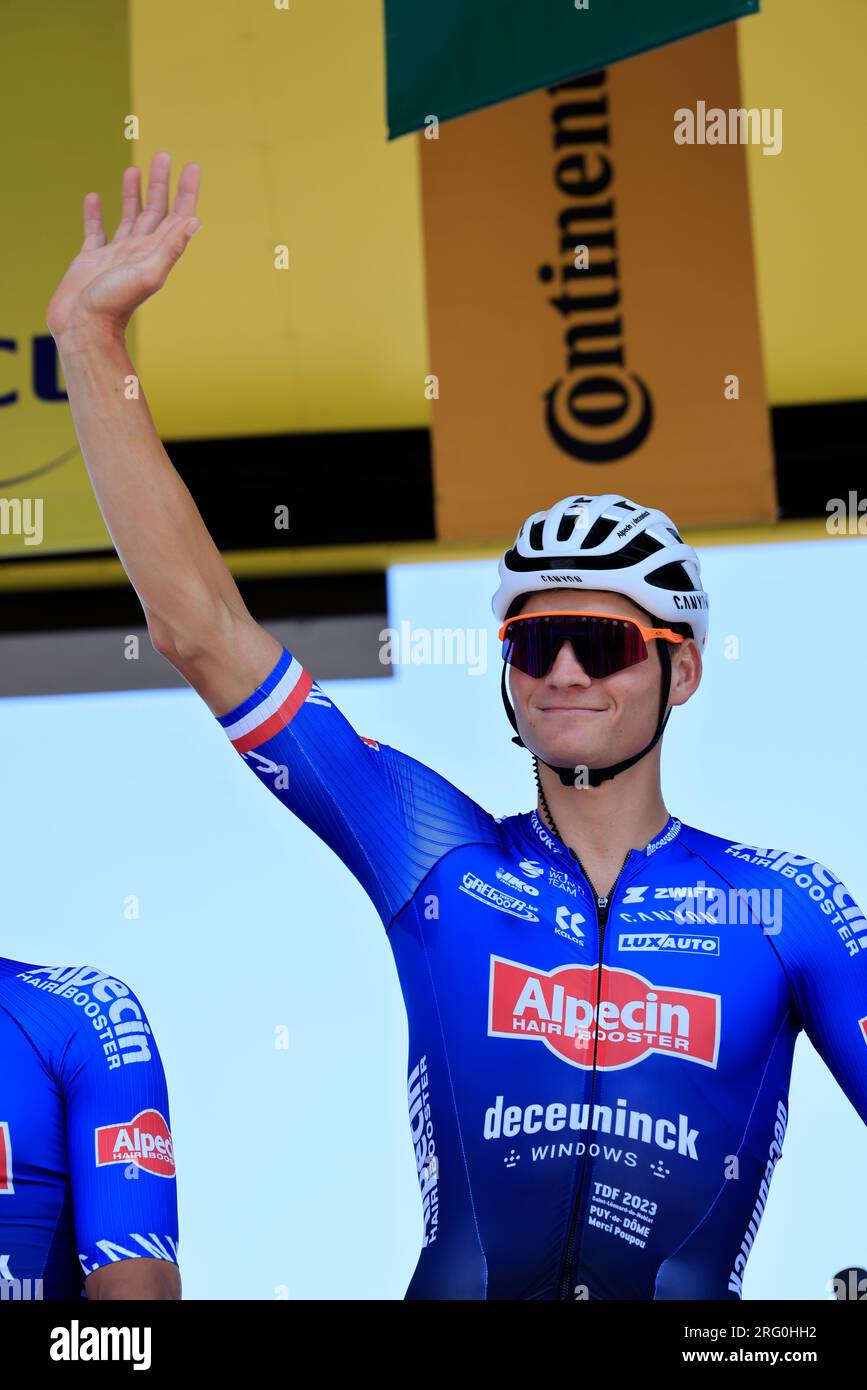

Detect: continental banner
[420, 24, 778, 541]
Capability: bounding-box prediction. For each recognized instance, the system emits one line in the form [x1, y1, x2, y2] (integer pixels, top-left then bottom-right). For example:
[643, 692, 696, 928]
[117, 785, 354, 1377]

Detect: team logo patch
[0, 1122, 13, 1194]
[488, 955, 720, 1070]
[459, 873, 539, 922]
[554, 905, 586, 942]
[519, 859, 545, 879]
[95, 1109, 176, 1178]
[496, 867, 539, 896]
[548, 867, 577, 897]
[618, 932, 720, 956]
[859, 1016, 867, 1046]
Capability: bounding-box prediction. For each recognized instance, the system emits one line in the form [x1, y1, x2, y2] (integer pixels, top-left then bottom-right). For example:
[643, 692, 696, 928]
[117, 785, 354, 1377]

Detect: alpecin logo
[488, 956, 720, 1071]
[94, 1110, 175, 1178]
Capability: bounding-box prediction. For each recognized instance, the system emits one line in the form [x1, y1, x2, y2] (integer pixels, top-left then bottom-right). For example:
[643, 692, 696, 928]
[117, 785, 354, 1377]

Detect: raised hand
[46, 152, 201, 350]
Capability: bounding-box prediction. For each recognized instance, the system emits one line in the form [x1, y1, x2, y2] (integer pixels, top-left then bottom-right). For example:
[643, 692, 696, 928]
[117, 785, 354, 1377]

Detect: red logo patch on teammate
[95, 1109, 176, 1178]
[488, 955, 720, 1070]
[0, 1121, 13, 1194]
[859, 1016, 867, 1046]
[360, 736, 379, 750]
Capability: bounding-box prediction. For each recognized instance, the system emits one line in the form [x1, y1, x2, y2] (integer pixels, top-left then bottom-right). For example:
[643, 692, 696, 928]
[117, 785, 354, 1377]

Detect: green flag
[384, 0, 759, 138]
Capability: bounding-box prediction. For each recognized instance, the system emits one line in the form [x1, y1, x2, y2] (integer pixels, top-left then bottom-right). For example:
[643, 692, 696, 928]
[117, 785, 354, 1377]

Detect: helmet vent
[529, 519, 546, 549]
[618, 531, 664, 562]
[581, 515, 618, 548]
[646, 560, 695, 592]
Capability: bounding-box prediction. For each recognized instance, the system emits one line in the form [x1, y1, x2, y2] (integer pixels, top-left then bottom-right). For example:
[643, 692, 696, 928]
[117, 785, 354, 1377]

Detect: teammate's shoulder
[2, 961, 152, 1067]
[9, 959, 139, 999]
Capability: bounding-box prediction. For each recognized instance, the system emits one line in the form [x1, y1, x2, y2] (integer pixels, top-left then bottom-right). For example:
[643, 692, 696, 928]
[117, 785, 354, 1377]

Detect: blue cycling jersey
[0, 959, 179, 1300]
[218, 646, 867, 1300]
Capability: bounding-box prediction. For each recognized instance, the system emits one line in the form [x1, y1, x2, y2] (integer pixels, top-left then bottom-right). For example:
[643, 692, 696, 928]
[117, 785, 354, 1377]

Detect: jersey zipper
[557, 846, 632, 1301]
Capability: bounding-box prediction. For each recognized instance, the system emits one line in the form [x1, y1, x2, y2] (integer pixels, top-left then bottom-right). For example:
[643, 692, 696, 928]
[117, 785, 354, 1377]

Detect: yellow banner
[420, 25, 777, 541]
[129, 0, 428, 440]
[739, 0, 867, 404]
[0, 0, 129, 556]
[1, 0, 429, 560]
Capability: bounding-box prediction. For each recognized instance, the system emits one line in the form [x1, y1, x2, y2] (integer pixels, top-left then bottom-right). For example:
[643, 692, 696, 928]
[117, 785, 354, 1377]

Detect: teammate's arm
[46, 151, 278, 714]
[61, 971, 181, 1298]
[86, 1258, 181, 1300]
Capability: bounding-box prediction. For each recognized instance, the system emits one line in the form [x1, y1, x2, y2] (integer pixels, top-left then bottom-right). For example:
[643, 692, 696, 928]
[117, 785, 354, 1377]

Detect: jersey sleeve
[59, 971, 179, 1284]
[778, 860, 867, 1125]
[215, 645, 498, 927]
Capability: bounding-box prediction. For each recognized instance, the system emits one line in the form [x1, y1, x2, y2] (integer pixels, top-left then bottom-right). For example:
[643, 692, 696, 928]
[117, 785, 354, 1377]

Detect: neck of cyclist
[536, 746, 670, 885]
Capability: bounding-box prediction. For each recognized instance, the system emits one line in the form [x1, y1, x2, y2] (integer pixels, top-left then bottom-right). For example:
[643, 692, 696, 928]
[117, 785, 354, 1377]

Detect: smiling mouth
[539, 706, 606, 714]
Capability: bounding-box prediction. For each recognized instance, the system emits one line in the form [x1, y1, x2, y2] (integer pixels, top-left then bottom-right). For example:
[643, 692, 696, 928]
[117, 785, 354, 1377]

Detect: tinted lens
[502, 615, 647, 679]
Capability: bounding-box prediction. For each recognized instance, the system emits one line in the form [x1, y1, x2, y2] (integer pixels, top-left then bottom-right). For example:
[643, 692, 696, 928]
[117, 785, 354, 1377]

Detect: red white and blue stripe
[218, 648, 313, 754]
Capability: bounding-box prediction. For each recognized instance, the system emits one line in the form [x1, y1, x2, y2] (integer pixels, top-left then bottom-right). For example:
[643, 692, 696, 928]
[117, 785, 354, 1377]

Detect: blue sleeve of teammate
[60, 974, 180, 1283]
[215, 645, 498, 927]
[779, 862, 867, 1125]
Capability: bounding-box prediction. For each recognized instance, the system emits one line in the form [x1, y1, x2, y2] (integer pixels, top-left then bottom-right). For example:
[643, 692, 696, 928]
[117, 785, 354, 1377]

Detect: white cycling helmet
[492, 493, 708, 649]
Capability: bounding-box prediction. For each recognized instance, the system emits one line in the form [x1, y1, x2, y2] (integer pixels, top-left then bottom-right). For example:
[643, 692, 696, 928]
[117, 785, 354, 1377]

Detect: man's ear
[670, 638, 702, 703]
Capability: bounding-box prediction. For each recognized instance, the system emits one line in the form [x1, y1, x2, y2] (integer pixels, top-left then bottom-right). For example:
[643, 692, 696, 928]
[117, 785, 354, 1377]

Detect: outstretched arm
[46, 151, 279, 713]
[48, 154, 500, 918]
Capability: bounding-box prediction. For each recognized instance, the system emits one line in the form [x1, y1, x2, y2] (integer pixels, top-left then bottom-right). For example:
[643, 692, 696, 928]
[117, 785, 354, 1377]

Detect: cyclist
[0, 957, 180, 1300]
[45, 153, 867, 1299]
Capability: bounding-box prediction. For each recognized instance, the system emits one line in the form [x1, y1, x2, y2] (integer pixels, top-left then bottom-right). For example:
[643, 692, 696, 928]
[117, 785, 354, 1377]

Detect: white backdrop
[1, 535, 865, 1299]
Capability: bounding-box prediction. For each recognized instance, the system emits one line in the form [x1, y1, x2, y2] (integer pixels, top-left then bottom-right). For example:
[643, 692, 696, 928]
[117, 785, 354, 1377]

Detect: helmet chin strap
[501, 642, 674, 788]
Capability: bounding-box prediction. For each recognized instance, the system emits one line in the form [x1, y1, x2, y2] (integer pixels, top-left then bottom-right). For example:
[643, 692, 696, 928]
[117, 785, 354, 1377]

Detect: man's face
[506, 589, 701, 773]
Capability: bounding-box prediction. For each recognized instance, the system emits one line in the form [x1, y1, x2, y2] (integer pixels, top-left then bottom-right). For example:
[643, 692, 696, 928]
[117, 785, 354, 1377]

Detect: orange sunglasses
[498, 610, 685, 679]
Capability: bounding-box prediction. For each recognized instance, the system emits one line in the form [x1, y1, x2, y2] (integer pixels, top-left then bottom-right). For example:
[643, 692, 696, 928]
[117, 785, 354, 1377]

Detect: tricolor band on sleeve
[217, 648, 313, 754]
